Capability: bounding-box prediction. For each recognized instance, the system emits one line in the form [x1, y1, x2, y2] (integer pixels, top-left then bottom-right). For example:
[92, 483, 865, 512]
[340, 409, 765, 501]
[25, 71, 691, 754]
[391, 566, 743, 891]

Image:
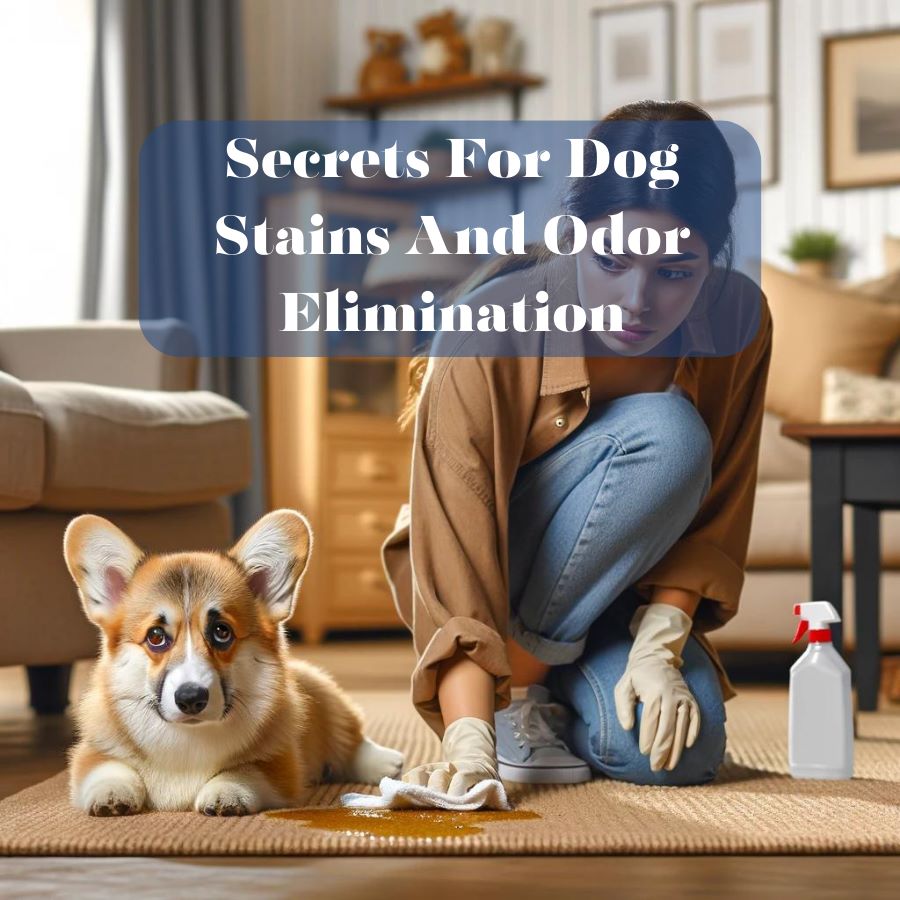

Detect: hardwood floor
[1, 636, 898, 898]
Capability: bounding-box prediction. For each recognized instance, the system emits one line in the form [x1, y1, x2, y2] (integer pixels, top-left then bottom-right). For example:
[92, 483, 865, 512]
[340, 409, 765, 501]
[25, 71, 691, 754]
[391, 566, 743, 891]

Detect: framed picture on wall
[825, 28, 900, 189]
[695, 0, 775, 103]
[592, 2, 674, 117]
[694, 0, 778, 186]
[702, 98, 776, 186]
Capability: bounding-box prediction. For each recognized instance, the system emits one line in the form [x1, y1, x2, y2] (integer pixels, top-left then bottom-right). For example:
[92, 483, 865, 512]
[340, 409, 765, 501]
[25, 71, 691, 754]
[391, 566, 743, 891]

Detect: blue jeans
[507, 390, 727, 786]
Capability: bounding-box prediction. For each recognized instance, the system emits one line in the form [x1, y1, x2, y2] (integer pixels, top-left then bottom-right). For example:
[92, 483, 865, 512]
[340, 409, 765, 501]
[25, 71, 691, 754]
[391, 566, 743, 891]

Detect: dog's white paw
[348, 736, 405, 784]
[76, 761, 146, 816]
[195, 776, 261, 817]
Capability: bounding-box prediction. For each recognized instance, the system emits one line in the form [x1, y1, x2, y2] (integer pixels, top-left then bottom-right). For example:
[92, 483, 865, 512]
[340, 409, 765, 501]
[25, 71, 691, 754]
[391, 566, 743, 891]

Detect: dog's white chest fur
[118, 701, 266, 810]
[136, 731, 249, 810]
[140, 765, 215, 811]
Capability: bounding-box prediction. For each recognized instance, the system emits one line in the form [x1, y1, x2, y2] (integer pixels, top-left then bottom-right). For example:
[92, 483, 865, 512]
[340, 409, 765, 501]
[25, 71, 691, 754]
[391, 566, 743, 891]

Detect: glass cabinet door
[327, 358, 400, 417]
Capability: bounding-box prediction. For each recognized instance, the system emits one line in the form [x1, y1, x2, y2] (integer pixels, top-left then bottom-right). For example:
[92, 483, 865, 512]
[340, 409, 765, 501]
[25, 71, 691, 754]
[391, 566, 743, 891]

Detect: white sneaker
[494, 684, 592, 784]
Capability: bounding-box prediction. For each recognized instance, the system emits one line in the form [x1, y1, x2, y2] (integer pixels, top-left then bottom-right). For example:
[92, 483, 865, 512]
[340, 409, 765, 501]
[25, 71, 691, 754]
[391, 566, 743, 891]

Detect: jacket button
[554, 414, 568, 428]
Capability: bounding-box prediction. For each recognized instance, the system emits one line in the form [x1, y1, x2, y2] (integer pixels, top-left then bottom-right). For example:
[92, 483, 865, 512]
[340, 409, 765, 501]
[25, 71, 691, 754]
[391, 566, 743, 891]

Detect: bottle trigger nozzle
[792, 619, 809, 645]
[792, 601, 840, 644]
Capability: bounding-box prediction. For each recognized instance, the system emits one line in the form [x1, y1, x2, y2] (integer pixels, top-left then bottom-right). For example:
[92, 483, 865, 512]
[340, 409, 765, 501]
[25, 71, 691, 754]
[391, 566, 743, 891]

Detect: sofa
[711, 346, 900, 654]
[0, 321, 252, 712]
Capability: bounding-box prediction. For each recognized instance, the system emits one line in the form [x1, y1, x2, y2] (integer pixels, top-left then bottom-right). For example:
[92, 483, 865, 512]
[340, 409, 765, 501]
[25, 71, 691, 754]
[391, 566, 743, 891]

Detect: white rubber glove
[613, 603, 701, 772]
[400, 716, 500, 796]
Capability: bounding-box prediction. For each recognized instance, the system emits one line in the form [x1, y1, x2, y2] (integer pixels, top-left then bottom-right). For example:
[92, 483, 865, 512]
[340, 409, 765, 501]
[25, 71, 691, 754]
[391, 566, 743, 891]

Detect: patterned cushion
[822, 366, 900, 422]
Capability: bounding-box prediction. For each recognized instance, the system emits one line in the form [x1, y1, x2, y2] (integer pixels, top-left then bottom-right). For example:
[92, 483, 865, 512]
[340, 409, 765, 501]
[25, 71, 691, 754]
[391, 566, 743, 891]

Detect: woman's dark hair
[397, 100, 738, 430]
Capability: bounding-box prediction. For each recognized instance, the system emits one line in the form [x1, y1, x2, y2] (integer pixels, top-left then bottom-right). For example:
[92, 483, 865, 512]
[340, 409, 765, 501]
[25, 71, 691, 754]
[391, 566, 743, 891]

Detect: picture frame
[694, 0, 778, 187]
[704, 98, 777, 187]
[824, 28, 900, 190]
[695, 0, 776, 104]
[592, 2, 675, 117]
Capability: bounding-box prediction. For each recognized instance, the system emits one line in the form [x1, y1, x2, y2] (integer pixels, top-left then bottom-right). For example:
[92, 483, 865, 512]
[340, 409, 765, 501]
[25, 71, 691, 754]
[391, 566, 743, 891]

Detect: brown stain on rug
[267, 807, 540, 839]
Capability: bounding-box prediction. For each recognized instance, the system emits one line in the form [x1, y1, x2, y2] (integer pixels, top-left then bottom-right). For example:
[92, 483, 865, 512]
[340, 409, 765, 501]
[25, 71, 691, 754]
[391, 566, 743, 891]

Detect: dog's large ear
[63, 515, 144, 627]
[229, 509, 313, 622]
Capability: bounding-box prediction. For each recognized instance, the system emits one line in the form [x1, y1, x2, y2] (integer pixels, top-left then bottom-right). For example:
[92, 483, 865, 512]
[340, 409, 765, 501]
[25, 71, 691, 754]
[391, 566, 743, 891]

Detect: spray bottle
[789, 601, 853, 779]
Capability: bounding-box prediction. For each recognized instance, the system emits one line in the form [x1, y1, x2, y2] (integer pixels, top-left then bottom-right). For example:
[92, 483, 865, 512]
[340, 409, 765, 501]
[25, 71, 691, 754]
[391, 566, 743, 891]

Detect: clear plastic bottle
[788, 601, 853, 780]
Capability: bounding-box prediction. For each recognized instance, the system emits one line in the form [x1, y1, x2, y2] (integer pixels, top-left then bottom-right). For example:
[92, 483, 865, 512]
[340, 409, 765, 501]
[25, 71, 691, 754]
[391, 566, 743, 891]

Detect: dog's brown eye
[211, 621, 234, 649]
[145, 626, 170, 652]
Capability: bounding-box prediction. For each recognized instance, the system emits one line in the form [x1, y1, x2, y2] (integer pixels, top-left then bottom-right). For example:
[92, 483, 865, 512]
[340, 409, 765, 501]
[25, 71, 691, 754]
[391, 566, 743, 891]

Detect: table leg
[811, 443, 844, 652]
[853, 505, 881, 711]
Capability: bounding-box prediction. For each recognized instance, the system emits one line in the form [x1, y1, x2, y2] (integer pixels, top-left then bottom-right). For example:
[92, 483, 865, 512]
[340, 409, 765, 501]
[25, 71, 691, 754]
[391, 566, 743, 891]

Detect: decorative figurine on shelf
[358, 29, 409, 94]
[416, 9, 469, 81]
[470, 17, 518, 76]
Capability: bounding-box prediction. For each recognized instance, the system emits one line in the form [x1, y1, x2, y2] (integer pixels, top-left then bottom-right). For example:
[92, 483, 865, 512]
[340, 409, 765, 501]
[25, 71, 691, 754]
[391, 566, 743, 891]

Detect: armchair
[0, 320, 252, 712]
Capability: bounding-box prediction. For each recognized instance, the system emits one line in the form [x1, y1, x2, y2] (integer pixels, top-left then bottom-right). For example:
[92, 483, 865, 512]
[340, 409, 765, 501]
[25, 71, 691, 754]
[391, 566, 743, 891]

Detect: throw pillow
[761, 261, 900, 422]
[850, 269, 900, 304]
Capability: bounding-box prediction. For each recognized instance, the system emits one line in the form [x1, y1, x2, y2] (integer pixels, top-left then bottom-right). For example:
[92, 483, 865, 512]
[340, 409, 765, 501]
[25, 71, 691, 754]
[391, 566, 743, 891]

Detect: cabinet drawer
[326, 440, 409, 495]
[327, 497, 404, 551]
[326, 555, 399, 620]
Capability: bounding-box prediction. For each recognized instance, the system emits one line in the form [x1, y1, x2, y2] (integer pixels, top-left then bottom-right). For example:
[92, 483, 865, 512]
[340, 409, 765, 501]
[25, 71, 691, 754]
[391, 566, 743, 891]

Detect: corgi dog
[63, 509, 405, 816]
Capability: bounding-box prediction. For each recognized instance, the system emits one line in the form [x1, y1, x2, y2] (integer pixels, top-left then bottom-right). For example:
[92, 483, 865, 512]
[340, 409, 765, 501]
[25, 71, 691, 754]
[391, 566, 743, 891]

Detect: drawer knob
[359, 511, 390, 531]
[359, 569, 387, 590]
[358, 453, 394, 481]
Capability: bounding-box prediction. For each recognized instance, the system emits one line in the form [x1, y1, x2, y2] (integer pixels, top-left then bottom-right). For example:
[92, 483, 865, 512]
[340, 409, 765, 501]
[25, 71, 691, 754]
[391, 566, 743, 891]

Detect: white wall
[244, 0, 900, 279]
[242, 0, 337, 119]
[767, 0, 900, 277]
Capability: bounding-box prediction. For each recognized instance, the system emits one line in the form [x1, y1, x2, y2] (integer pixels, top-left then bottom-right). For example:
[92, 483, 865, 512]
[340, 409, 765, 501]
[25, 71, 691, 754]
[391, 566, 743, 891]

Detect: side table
[781, 422, 900, 711]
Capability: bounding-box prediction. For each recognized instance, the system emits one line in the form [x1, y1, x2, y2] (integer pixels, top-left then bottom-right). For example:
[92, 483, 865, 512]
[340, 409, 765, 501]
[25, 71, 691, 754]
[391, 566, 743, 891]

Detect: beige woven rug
[1, 689, 898, 856]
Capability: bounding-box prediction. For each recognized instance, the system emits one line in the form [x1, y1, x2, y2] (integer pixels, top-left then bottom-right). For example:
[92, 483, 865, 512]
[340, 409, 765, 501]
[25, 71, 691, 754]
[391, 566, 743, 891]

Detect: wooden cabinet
[265, 188, 416, 642]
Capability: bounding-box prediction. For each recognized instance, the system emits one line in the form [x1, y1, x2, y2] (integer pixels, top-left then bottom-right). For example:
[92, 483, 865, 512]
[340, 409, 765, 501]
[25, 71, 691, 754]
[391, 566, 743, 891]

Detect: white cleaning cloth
[340, 776, 512, 811]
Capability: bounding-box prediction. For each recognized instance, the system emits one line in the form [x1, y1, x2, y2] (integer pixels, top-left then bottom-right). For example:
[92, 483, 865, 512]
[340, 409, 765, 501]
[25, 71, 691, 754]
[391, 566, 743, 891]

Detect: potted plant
[783, 229, 841, 279]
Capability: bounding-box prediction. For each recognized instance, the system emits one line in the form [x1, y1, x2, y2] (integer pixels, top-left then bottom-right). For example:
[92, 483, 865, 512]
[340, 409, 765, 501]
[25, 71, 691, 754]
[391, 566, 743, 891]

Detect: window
[0, 0, 95, 326]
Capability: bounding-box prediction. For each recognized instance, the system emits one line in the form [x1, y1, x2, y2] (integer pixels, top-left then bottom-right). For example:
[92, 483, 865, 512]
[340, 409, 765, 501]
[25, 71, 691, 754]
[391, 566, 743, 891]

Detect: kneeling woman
[381, 100, 772, 793]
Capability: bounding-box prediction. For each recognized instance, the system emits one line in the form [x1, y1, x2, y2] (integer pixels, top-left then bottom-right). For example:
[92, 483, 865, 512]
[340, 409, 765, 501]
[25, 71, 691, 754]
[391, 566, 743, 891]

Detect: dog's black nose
[174, 683, 209, 715]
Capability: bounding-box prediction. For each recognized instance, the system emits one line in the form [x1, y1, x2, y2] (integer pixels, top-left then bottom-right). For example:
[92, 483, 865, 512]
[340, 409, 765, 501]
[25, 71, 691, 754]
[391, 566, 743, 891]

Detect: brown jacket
[381, 254, 773, 739]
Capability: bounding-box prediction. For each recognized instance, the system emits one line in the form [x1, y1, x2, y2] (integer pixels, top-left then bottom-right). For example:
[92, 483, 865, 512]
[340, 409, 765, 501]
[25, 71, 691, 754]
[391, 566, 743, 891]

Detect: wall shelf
[324, 72, 544, 120]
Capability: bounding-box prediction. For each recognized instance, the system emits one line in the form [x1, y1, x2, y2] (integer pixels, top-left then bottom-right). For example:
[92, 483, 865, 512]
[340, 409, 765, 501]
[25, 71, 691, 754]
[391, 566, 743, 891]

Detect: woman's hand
[400, 716, 499, 795]
[613, 603, 701, 772]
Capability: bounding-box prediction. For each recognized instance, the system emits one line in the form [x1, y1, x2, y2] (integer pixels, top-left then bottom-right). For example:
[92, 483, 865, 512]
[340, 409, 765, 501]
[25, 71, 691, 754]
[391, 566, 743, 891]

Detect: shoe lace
[506, 698, 568, 750]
